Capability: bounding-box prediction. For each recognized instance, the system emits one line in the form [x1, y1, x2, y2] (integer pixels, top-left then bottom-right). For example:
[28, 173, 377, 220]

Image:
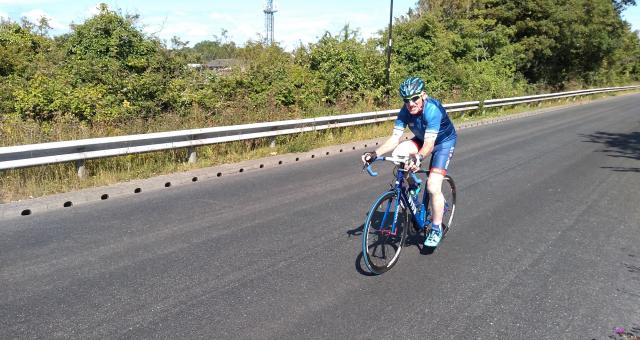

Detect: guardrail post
[187, 147, 197, 163]
[269, 138, 276, 148]
[76, 159, 87, 179]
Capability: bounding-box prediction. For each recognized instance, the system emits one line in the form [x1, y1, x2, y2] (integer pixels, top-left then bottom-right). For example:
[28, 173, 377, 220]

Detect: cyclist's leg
[391, 138, 420, 159]
[427, 172, 445, 225]
[427, 139, 456, 226]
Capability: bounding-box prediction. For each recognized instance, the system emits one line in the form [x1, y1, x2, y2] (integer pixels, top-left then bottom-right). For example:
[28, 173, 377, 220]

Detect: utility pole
[264, 0, 277, 45]
[385, 0, 394, 105]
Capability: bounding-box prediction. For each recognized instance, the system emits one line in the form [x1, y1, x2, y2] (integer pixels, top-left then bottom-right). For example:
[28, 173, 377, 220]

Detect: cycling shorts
[411, 137, 456, 175]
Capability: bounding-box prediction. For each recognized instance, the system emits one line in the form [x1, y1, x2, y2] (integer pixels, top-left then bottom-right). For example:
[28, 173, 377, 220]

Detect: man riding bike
[361, 76, 457, 248]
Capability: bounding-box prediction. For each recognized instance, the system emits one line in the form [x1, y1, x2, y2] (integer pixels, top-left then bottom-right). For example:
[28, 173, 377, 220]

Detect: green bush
[1, 1, 639, 133]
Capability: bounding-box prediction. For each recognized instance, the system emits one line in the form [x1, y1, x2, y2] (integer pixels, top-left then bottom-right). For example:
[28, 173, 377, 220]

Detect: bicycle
[361, 156, 457, 275]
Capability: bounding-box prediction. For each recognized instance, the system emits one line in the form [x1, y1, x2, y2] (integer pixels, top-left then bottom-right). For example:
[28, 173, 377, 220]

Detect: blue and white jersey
[393, 97, 457, 145]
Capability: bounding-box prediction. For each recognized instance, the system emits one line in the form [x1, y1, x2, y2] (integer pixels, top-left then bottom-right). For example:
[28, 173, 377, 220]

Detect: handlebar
[363, 156, 423, 186]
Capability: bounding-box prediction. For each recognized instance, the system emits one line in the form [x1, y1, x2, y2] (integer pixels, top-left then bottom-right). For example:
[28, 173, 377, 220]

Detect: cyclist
[361, 76, 457, 248]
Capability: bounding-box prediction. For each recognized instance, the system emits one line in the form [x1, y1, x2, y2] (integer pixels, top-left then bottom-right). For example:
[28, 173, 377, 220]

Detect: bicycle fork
[375, 192, 402, 237]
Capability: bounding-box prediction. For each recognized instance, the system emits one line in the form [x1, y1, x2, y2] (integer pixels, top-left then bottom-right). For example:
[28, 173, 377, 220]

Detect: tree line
[1, 1, 639, 128]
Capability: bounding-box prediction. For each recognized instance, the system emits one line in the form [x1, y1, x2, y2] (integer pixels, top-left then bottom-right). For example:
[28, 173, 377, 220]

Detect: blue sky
[1, 1, 639, 50]
[0, 0, 417, 49]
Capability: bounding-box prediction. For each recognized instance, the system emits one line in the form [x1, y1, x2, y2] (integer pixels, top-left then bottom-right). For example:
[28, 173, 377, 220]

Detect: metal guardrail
[1, 85, 638, 175]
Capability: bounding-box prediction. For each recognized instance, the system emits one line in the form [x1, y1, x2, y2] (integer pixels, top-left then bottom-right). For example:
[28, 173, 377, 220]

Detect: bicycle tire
[441, 175, 457, 236]
[420, 175, 456, 239]
[362, 190, 409, 274]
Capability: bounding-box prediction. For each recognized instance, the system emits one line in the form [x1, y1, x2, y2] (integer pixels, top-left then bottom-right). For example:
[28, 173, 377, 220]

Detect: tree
[304, 25, 386, 104]
[612, 0, 636, 12]
[477, 0, 630, 85]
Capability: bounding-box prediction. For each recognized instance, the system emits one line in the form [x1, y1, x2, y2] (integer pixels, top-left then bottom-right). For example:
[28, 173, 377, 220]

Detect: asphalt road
[2, 95, 640, 339]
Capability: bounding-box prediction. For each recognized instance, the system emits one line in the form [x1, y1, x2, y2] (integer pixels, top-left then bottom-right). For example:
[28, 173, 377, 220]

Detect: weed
[1, 90, 637, 203]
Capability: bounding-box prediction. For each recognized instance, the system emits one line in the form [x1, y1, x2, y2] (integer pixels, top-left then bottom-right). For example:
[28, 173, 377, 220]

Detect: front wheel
[362, 190, 409, 274]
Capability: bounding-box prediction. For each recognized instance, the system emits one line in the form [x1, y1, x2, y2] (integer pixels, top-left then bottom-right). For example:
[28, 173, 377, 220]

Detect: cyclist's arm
[417, 103, 441, 160]
[374, 134, 401, 156]
[417, 134, 436, 159]
[374, 116, 405, 156]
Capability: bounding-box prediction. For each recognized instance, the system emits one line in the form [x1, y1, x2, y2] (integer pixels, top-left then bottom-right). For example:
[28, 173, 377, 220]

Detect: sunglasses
[403, 95, 421, 104]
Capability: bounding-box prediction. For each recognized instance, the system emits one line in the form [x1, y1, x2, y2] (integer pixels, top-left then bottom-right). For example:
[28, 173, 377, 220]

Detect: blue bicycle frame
[366, 157, 431, 235]
[362, 155, 456, 274]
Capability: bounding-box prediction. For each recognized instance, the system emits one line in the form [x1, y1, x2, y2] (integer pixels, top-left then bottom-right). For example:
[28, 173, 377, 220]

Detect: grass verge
[1, 90, 638, 203]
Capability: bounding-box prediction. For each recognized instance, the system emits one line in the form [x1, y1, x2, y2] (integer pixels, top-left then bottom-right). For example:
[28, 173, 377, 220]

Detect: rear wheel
[362, 190, 409, 274]
[419, 175, 457, 243]
[441, 175, 457, 236]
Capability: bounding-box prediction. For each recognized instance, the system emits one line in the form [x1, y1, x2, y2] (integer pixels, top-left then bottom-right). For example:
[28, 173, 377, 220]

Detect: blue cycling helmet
[399, 77, 425, 98]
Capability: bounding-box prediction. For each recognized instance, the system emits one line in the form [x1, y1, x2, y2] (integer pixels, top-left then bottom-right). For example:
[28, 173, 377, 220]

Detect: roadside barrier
[1, 85, 638, 177]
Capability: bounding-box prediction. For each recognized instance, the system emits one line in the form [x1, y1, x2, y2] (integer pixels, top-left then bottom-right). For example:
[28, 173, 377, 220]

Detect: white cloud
[274, 11, 381, 49]
[0, 0, 53, 4]
[276, 15, 332, 46]
[209, 12, 261, 42]
[140, 11, 263, 47]
[84, 3, 102, 17]
[145, 19, 212, 44]
[139, 13, 213, 46]
[0, 11, 9, 20]
[21, 8, 65, 29]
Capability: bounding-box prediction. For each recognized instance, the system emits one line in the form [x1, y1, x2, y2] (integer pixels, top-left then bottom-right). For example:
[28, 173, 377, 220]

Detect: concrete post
[76, 159, 87, 179]
[188, 147, 197, 164]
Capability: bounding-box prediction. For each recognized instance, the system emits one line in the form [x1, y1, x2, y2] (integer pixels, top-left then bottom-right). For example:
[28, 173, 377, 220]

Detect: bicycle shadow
[346, 224, 364, 237]
[346, 221, 437, 276]
[346, 224, 377, 276]
[354, 251, 377, 277]
[405, 228, 443, 255]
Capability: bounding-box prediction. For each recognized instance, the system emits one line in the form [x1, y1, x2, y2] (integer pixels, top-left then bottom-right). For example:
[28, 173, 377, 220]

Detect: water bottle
[409, 184, 420, 199]
[408, 176, 420, 198]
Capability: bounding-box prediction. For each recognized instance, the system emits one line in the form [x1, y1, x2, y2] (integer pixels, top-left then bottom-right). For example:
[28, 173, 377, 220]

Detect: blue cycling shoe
[424, 227, 442, 247]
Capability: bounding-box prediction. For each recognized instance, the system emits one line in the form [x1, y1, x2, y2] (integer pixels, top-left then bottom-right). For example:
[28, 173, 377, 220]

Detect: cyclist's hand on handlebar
[406, 154, 422, 172]
[362, 151, 377, 165]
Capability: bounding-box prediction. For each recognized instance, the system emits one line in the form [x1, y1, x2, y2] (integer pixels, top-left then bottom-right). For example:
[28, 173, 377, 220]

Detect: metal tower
[264, 0, 277, 45]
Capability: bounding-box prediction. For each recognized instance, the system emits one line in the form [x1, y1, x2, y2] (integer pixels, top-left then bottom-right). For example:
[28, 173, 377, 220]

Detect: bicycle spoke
[362, 191, 408, 274]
